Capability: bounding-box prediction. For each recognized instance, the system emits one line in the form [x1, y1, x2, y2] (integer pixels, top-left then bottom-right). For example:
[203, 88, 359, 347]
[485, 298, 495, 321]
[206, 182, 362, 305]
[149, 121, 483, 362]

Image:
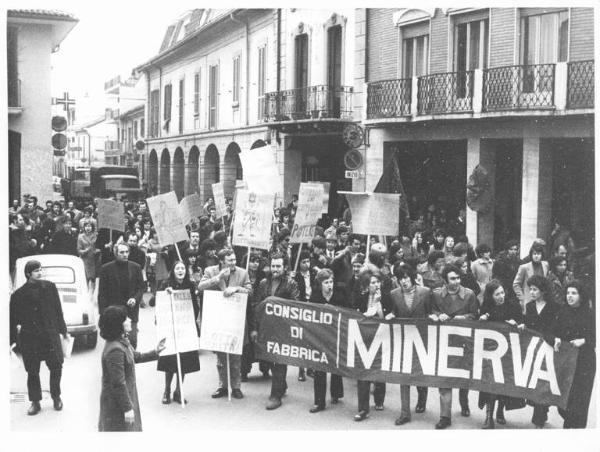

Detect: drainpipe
[230, 11, 250, 126]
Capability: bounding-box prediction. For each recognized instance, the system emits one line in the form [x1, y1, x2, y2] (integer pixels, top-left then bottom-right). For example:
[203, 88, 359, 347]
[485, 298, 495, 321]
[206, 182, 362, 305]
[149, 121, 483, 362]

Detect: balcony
[105, 140, 120, 152]
[418, 71, 474, 115]
[367, 79, 411, 119]
[567, 60, 594, 109]
[365, 60, 594, 123]
[262, 85, 353, 122]
[483, 64, 555, 111]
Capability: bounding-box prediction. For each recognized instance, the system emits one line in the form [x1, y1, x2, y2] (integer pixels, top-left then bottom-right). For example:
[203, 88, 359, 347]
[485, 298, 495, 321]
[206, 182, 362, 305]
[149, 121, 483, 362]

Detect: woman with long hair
[547, 255, 575, 306]
[98, 306, 165, 431]
[517, 275, 559, 428]
[555, 281, 595, 428]
[478, 279, 524, 428]
[308, 269, 346, 413]
[157, 260, 201, 404]
[77, 220, 98, 289]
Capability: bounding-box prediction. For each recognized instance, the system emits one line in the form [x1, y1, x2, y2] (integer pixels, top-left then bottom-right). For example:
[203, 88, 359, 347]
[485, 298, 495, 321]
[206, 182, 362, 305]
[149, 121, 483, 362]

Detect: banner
[255, 298, 579, 409]
[320, 182, 330, 214]
[289, 183, 323, 244]
[232, 190, 275, 250]
[239, 144, 282, 197]
[199, 290, 248, 355]
[155, 290, 199, 356]
[179, 193, 203, 226]
[211, 182, 227, 219]
[96, 199, 123, 231]
[341, 191, 400, 236]
[147, 191, 189, 246]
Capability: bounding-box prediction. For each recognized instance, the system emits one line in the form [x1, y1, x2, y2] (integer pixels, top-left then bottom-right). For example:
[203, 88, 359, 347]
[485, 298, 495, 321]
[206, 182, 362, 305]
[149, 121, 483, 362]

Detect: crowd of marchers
[8, 192, 596, 431]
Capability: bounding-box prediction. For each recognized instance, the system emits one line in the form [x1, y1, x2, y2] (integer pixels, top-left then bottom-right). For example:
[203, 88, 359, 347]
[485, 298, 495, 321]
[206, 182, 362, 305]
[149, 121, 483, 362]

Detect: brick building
[358, 7, 594, 252]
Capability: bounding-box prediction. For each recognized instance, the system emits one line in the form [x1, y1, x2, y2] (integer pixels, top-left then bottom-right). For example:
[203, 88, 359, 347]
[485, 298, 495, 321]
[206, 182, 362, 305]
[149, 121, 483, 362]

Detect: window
[164, 83, 172, 132]
[520, 10, 568, 65]
[209, 65, 219, 129]
[140, 118, 145, 138]
[295, 34, 309, 89]
[403, 35, 429, 78]
[178, 78, 185, 134]
[150, 90, 159, 137]
[194, 71, 201, 117]
[257, 46, 266, 119]
[134, 121, 138, 140]
[128, 127, 132, 146]
[42, 266, 75, 284]
[454, 19, 488, 71]
[232, 55, 241, 105]
[8, 26, 18, 107]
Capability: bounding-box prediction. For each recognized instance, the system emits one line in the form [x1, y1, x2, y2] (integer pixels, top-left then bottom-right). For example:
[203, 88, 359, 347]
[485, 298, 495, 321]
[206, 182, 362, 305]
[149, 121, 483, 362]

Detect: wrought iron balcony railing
[567, 60, 594, 109]
[483, 64, 555, 111]
[8, 78, 21, 108]
[262, 85, 353, 122]
[367, 79, 412, 119]
[417, 71, 474, 115]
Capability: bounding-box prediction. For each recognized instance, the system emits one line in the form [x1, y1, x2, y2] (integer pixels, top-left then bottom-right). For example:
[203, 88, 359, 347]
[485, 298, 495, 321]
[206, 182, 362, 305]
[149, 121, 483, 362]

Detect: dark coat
[98, 338, 158, 432]
[523, 300, 560, 344]
[9, 279, 67, 370]
[294, 268, 317, 302]
[431, 285, 479, 319]
[47, 230, 78, 256]
[309, 288, 348, 308]
[98, 260, 144, 322]
[492, 252, 520, 301]
[554, 304, 596, 427]
[156, 279, 201, 374]
[255, 275, 300, 304]
[389, 285, 432, 318]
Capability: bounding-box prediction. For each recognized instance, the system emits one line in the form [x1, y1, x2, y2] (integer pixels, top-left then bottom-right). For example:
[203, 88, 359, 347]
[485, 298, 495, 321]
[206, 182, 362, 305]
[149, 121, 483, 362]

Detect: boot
[496, 400, 506, 425]
[482, 401, 495, 429]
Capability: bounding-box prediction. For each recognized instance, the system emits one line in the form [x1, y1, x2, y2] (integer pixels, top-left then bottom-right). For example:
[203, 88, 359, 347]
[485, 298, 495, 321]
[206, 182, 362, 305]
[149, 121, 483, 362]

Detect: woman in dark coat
[308, 268, 346, 413]
[456, 257, 481, 298]
[555, 281, 595, 428]
[98, 306, 165, 432]
[352, 266, 389, 421]
[478, 279, 524, 428]
[517, 275, 560, 428]
[157, 260, 201, 404]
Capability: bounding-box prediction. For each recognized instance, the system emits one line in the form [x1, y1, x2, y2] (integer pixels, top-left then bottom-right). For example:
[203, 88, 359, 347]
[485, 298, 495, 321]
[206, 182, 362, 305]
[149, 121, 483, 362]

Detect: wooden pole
[175, 243, 183, 262]
[226, 353, 232, 402]
[168, 291, 185, 408]
[294, 242, 303, 273]
[366, 234, 371, 259]
[246, 246, 251, 271]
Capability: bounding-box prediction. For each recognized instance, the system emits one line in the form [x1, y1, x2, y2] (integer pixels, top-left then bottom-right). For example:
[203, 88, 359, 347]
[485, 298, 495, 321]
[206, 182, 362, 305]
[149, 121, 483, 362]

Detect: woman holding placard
[157, 261, 201, 404]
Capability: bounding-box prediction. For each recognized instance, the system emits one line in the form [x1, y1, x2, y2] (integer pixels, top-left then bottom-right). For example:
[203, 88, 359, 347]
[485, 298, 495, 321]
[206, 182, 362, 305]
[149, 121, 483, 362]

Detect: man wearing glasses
[429, 263, 479, 429]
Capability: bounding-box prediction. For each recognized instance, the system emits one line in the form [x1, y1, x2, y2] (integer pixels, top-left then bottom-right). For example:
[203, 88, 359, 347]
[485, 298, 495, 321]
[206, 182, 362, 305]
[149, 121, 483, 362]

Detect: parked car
[14, 254, 98, 349]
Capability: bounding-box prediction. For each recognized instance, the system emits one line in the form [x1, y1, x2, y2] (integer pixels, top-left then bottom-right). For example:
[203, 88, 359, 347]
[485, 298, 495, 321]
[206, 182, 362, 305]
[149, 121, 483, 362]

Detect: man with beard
[254, 252, 299, 410]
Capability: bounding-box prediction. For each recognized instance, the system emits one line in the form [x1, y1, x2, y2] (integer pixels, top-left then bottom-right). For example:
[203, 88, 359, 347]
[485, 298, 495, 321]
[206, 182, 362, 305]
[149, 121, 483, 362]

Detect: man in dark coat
[98, 243, 144, 349]
[10, 260, 68, 415]
[492, 240, 520, 302]
[254, 252, 299, 410]
[46, 218, 78, 256]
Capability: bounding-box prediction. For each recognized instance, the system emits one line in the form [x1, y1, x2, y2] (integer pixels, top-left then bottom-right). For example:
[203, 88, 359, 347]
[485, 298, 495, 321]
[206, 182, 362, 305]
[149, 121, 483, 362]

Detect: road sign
[52, 133, 67, 150]
[345, 170, 362, 179]
[344, 149, 363, 170]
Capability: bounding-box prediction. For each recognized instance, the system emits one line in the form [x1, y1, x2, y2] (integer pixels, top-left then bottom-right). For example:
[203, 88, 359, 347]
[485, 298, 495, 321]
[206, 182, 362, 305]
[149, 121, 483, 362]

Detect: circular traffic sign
[344, 149, 363, 171]
[52, 115, 67, 132]
[52, 133, 68, 150]
[135, 140, 145, 151]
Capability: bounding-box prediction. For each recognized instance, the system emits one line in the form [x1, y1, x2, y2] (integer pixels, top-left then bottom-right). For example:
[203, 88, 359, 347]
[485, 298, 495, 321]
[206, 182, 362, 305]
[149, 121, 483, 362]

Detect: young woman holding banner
[157, 261, 201, 404]
[478, 279, 524, 429]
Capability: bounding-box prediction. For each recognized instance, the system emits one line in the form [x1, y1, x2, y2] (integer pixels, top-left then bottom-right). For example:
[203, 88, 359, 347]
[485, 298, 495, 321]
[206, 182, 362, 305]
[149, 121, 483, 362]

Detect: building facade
[7, 9, 78, 203]
[359, 7, 594, 252]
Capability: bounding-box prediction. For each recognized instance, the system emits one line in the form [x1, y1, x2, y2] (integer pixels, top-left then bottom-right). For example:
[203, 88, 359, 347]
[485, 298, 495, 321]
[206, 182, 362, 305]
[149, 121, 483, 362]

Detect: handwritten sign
[155, 290, 199, 356]
[211, 182, 227, 219]
[341, 191, 400, 236]
[179, 193, 203, 226]
[290, 183, 323, 244]
[232, 190, 275, 250]
[147, 191, 189, 246]
[96, 199, 124, 231]
[199, 290, 248, 355]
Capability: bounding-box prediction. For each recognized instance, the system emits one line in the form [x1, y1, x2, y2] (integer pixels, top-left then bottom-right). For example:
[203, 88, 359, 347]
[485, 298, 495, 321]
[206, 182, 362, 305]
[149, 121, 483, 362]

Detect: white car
[14, 254, 98, 349]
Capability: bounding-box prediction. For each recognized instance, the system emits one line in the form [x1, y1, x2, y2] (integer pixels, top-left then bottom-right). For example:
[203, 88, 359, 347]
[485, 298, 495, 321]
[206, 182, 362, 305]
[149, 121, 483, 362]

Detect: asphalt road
[9, 295, 597, 432]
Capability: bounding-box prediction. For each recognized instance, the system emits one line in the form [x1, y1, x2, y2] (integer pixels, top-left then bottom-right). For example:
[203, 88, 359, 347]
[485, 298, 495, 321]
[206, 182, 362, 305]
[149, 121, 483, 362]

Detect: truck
[64, 166, 144, 203]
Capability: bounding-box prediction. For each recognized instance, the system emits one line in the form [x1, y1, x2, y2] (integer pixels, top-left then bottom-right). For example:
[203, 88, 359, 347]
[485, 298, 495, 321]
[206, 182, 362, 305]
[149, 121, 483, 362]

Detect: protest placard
[211, 182, 227, 219]
[155, 290, 199, 356]
[199, 290, 248, 355]
[232, 190, 275, 250]
[147, 191, 190, 246]
[96, 198, 124, 231]
[179, 193, 203, 226]
[341, 191, 400, 236]
[290, 183, 323, 244]
[255, 297, 579, 409]
[239, 144, 282, 197]
[320, 182, 330, 214]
